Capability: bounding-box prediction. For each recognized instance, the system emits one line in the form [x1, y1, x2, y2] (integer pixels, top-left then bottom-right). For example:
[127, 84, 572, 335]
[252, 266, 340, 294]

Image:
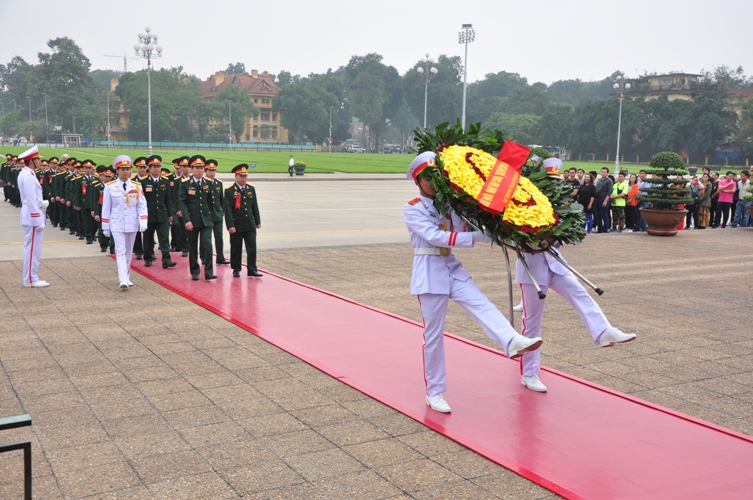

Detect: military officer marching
[178, 155, 216, 281]
[224, 164, 263, 278]
[171, 156, 190, 257]
[102, 155, 148, 289]
[204, 159, 230, 265]
[91, 165, 114, 253]
[141, 155, 177, 269]
[131, 157, 149, 260]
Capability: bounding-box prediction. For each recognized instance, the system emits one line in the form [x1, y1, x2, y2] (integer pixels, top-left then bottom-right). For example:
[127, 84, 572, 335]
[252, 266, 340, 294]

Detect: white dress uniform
[18, 165, 46, 285]
[102, 178, 148, 285]
[516, 249, 610, 377]
[405, 194, 521, 397]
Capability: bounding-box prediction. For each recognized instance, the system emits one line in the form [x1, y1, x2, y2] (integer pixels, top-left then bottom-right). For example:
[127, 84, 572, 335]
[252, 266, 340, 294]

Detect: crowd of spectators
[563, 166, 753, 233]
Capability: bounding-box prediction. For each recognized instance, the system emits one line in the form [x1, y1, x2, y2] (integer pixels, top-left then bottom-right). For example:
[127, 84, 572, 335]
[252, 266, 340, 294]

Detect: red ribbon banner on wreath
[476, 141, 531, 214]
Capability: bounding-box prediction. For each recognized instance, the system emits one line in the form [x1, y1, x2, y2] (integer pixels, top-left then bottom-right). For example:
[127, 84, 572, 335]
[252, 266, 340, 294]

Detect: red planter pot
[639, 208, 688, 236]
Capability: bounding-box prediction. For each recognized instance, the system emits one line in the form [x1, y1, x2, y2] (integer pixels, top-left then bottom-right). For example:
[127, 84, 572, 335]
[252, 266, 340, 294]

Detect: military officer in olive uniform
[224, 164, 263, 278]
[10, 156, 21, 208]
[203, 159, 230, 265]
[141, 155, 177, 269]
[64, 160, 82, 235]
[76, 160, 98, 244]
[46, 157, 60, 226]
[172, 156, 190, 257]
[91, 165, 115, 253]
[131, 157, 149, 259]
[178, 155, 216, 281]
[54, 158, 73, 230]
[1, 153, 12, 202]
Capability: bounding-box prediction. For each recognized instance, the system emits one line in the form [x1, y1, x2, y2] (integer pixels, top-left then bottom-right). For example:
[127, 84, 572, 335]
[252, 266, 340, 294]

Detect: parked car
[350, 145, 366, 153]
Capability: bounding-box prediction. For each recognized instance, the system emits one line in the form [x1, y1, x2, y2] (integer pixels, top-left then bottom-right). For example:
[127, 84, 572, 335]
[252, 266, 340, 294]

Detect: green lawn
[1, 146, 410, 173]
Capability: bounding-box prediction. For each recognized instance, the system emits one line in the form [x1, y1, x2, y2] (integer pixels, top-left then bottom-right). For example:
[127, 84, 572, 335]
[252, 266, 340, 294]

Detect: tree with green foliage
[403, 55, 462, 129]
[273, 79, 338, 143]
[483, 112, 541, 145]
[224, 62, 249, 76]
[116, 67, 205, 142]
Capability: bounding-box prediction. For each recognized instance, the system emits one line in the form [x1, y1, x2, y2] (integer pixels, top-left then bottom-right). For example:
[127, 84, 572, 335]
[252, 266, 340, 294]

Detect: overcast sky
[2, 0, 751, 85]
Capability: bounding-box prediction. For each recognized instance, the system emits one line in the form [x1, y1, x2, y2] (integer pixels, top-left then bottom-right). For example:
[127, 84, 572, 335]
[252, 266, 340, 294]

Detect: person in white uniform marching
[17, 146, 49, 288]
[102, 155, 148, 289]
[404, 152, 543, 413]
[518, 158, 636, 393]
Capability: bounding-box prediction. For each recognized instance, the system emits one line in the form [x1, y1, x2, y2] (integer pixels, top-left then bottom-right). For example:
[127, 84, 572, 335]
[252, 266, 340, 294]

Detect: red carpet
[126, 256, 753, 499]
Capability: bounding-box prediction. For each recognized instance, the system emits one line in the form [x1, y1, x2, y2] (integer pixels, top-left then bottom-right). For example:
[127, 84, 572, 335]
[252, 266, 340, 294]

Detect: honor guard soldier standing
[141, 155, 177, 268]
[102, 155, 148, 289]
[204, 159, 230, 265]
[178, 155, 216, 281]
[1, 153, 12, 202]
[47, 157, 60, 226]
[224, 164, 263, 278]
[131, 157, 149, 260]
[76, 160, 98, 244]
[172, 156, 190, 257]
[403, 152, 543, 413]
[10, 155, 21, 207]
[17, 146, 49, 288]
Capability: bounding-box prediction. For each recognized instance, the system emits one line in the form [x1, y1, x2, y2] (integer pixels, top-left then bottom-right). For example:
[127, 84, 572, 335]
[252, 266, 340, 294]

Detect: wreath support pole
[502, 245, 515, 328]
[543, 248, 604, 296]
[514, 243, 546, 300]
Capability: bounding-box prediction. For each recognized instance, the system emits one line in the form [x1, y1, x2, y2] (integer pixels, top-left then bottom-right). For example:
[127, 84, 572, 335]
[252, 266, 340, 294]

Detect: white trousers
[520, 271, 610, 377]
[418, 277, 518, 397]
[113, 231, 136, 284]
[22, 226, 44, 285]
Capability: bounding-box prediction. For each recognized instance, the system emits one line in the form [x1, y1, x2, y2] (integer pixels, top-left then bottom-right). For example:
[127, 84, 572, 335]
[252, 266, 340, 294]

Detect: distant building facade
[200, 70, 289, 143]
[628, 73, 701, 101]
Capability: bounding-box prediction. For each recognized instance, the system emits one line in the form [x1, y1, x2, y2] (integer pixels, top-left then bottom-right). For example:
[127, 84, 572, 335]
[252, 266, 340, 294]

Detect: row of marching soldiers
[1, 152, 263, 282]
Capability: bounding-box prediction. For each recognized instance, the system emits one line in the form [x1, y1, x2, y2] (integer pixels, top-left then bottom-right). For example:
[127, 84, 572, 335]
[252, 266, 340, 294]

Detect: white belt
[415, 247, 452, 256]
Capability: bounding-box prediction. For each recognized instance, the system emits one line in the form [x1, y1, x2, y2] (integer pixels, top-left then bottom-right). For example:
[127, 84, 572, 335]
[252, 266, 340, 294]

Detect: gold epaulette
[181, 177, 190, 182]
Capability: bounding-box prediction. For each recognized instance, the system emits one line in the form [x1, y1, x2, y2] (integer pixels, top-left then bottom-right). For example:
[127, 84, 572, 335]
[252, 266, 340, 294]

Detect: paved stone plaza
[1, 177, 752, 499]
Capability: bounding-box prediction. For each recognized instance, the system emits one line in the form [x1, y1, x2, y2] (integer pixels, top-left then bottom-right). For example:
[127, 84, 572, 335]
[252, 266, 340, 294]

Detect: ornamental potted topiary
[637, 152, 694, 236]
[293, 161, 306, 175]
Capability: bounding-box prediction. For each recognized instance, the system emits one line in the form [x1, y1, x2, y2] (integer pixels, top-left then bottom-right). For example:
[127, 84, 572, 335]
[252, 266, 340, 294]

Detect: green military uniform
[46, 158, 61, 226]
[1, 154, 12, 202]
[63, 161, 81, 235]
[204, 159, 228, 265]
[224, 164, 262, 277]
[131, 158, 149, 259]
[141, 155, 175, 268]
[91, 166, 114, 252]
[178, 155, 215, 280]
[10, 161, 21, 207]
[171, 157, 190, 255]
[56, 161, 75, 231]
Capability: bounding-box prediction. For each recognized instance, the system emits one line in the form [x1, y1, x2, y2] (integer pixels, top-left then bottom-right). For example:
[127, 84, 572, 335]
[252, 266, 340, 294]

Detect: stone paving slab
[1, 227, 752, 498]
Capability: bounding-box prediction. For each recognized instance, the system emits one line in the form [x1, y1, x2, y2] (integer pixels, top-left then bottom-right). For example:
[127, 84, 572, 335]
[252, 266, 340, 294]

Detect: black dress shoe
[60, 227, 67, 231]
[78, 236, 84, 240]
[100, 247, 107, 253]
[205, 274, 217, 280]
[181, 251, 188, 257]
[144, 260, 152, 267]
[233, 271, 240, 278]
[110, 248, 115, 255]
[52, 223, 58, 227]
[86, 239, 93, 244]
[216, 258, 231, 265]
[162, 261, 177, 268]
[247, 271, 263, 278]
[191, 274, 199, 281]
[135, 254, 142, 260]
[170, 246, 177, 252]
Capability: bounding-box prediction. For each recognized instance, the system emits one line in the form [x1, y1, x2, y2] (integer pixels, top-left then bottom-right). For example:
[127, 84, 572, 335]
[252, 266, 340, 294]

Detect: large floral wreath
[413, 121, 586, 250]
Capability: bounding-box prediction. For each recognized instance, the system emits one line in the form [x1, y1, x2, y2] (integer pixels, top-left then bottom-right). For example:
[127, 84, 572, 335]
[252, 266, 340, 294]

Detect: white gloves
[103, 231, 111, 238]
[472, 231, 493, 243]
[35, 226, 44, 233]
[40, 200, 49, 210]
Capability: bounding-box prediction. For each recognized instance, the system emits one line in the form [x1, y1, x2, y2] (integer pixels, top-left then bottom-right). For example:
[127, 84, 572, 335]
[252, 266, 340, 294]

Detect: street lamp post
[43, 93, 49, 145]
[228, 100, 232, 144]
[134, 27, 163, 156]
[613, 72, 631, 175]
[416, 53, 438, 128]
[329, 105, 333, 152]
[106, 93, 111, 148]
[458, 24, 475, 131]
[27, 96, 32, 140]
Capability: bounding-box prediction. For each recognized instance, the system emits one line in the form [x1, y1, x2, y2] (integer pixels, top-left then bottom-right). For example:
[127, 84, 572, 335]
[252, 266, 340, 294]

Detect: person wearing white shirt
[102, 155, 148, 289]
[17, 146, 49, 288]
[403, 152, 543, 413]
[731, 170, 751, 227]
